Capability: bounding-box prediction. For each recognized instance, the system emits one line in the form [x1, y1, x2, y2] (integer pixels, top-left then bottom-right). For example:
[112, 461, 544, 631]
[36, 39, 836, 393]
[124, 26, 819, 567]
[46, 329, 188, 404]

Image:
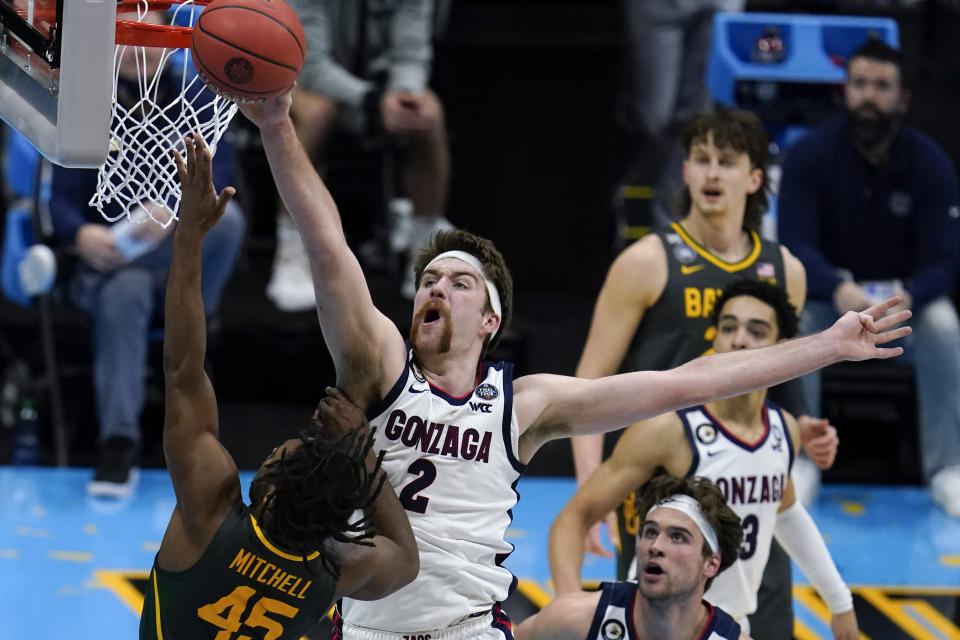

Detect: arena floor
[1, 467, 958, 639]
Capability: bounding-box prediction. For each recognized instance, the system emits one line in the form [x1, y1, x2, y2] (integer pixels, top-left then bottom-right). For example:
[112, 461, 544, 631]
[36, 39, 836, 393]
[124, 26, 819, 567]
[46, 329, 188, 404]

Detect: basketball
[191, 0, 306, 101]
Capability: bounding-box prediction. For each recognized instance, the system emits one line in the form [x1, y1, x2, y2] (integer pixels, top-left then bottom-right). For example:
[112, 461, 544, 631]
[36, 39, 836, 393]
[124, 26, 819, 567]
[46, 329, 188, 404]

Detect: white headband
[423, 250, 502, 338]
[647, 494, 720, 556]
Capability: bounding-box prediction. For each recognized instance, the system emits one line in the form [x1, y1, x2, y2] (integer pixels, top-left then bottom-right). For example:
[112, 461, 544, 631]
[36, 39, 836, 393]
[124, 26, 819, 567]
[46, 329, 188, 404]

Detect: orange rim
[114, 1, 211, 48]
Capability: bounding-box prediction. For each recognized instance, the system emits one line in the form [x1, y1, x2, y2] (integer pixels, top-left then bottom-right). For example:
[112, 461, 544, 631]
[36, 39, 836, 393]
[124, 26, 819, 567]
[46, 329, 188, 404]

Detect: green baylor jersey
[615, 222, 786, 579]
[624, 222, 785, 372]
[140, 501, 339, 639]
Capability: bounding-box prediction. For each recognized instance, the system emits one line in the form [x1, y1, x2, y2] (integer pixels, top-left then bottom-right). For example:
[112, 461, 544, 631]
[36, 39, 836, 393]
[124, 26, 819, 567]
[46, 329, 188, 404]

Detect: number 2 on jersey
[399, 458, 437, 514]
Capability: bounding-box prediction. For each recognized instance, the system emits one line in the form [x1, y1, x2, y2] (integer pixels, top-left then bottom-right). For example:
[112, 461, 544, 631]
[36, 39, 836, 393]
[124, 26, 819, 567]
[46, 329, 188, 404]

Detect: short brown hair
[637, 474, 743, 592]
[679, 107, 770, 231]
[412, 230, 514, 356]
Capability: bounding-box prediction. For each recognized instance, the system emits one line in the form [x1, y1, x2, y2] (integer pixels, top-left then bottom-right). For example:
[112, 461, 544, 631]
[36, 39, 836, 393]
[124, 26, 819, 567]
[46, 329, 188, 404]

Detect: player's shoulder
[601, 234, 669, 300]
[537, 590, 601, 637]
[614, 411, 686, 458]
[611, 233, 667, 275]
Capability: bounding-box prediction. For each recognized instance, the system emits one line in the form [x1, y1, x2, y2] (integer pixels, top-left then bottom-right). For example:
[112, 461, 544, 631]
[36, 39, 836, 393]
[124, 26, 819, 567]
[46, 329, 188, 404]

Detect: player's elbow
[396, 551, 419, 591]
[550, 504, 588, 541]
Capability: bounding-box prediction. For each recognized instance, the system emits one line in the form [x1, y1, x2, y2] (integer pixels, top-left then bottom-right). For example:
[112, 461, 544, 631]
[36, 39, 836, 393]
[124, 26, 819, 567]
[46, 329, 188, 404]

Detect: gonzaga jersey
[587, 582, 742, 640]
[680, 402, 794, 620]
[140, 501, 338, 639]
[626, 222, 785, 372]
[342, 351, 525, 632]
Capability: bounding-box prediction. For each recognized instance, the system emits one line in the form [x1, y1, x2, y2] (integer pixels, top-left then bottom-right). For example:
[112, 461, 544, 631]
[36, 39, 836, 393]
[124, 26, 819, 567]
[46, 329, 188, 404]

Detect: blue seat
[1, 129, 49, 307]
[1, 206, 35, 307]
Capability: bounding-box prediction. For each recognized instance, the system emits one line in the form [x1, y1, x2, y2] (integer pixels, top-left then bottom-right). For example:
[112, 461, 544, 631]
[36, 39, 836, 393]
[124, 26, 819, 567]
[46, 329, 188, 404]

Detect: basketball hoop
[90, 0, 237, 227]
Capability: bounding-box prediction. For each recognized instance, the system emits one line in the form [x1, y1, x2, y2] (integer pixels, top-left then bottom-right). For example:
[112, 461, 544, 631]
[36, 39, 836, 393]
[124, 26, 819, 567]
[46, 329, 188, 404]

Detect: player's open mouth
[642, 562, 664, 577]
[424, 309, 442, 324]
[703, 188, 722, 198]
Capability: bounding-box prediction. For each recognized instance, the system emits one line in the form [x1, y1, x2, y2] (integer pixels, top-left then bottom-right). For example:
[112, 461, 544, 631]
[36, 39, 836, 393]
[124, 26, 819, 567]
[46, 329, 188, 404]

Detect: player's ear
[482, 311, 501, 337]
[747, 167, 763, 195]
[703, 552, 721, 578]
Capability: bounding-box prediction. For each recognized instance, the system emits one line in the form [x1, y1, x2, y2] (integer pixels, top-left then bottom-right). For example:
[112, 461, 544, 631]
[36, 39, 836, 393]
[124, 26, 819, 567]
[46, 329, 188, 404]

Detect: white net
[90, 0, 238, 227]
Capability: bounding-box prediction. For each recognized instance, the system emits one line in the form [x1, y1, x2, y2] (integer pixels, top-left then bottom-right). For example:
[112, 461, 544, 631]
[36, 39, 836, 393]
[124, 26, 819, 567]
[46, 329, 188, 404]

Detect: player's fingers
[215, 187, 236, 213]
[172, 148, 187, 182]
[874, 325, 912, 345]
[862, 296, 902, 320]
[874, 309, 912, 332]
[857, 311, 878, 333]
[183, 136, 196, 169]
[874, 346, 905, 359]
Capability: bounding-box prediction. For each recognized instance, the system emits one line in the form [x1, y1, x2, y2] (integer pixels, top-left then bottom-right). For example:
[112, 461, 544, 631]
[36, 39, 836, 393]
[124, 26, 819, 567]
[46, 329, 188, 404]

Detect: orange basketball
[191, 0, 306, 101]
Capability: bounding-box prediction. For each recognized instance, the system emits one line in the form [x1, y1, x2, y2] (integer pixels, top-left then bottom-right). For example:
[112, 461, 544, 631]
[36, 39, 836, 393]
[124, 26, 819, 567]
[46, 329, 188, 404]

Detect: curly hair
[411, 229, 514, 356]
[678, 107, 770, 232]
[636, 474, 743, 592]
[248, 423, 385, 579]
[710, 279, 799, 340]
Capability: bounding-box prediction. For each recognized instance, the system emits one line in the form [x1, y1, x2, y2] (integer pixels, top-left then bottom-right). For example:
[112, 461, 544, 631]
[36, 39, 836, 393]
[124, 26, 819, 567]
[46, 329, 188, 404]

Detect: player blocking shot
[237, 90, 910, 640]
[139, 136, 418, 640]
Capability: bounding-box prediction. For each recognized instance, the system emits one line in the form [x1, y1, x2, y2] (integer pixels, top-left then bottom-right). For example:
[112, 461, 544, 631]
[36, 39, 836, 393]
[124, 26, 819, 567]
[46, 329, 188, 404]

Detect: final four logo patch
[475, 383, 499, 401]
[696, 423, 718, 445]
[601, 620, 625, 640]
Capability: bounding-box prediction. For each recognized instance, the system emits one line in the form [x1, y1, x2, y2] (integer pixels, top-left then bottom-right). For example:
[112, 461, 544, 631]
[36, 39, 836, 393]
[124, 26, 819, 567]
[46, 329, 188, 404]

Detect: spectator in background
[269, 0, 452, 308]
[611, 0, 744, 234]
[48, 28, 246, 497]
[778, 39, 960, 517]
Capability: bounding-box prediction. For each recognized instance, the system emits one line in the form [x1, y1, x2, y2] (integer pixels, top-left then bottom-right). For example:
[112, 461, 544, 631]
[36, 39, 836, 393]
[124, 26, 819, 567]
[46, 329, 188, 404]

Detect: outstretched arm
[238, 95, 405, 406]
[159, 137, 240, 568]
[517, 298, 910, 460]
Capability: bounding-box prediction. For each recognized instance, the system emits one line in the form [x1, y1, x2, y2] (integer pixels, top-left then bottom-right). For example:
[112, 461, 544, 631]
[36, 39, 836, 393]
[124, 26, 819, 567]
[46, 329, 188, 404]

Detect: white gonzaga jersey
[587, 582, 742, 640]
[342, 350, 525, 632]
[679, 402, 794, 621]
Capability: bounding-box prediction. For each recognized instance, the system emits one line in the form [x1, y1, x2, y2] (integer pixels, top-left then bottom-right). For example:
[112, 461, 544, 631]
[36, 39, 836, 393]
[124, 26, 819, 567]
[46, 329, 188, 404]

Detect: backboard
[0, 0, 116, 167]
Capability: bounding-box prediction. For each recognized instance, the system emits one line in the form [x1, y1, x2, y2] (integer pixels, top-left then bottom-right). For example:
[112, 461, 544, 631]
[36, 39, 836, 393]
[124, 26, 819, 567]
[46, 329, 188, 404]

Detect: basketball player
[139, 137, 419, 639]
[239, 93, 907, 640]
[550, 281, 859, 638]
[570, 108, 832, 636]
[516, 475, 750, 640]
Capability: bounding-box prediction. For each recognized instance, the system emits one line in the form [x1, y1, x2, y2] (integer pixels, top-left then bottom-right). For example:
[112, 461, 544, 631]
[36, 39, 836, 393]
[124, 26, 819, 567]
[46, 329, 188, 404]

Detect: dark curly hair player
[139, 135, 418, 640]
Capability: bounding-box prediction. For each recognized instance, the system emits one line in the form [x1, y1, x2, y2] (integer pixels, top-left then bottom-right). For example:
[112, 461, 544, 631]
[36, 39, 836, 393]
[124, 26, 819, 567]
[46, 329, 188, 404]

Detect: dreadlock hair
[411, 229, 514, 357]
[678, 107, 770, 232]
[248, 423, 386, 579]
[636, 474, 743, 592]
[710, 279, 799, 340]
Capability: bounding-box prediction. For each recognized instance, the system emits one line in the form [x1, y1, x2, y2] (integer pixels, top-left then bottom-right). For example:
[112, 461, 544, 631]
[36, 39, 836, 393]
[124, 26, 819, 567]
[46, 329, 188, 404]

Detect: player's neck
[415, 349, 483, 397]
[681, 213, 751, 262]
[706, 389, 767, 437]
[634, 595, 710, 640]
